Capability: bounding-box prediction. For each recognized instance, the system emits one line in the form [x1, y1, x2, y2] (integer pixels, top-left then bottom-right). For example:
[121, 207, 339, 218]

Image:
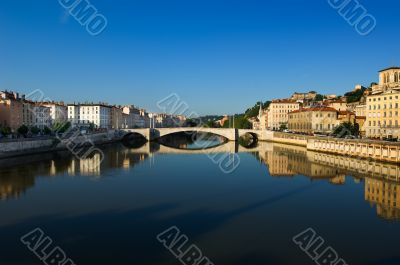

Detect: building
[290, 91, 317, 101]
[32, 104, 51, 129]
[324, 99, 348, 111]
[366, 67, 400, 139]
[42, 102, 68, 125]
[365, 177, 400, 220]
[267, 100, 300, 130]
[110, 106, 124, 129]
[122, 106, 140, 128]
[288, 107, 339, 134]
[0, 91, 23, 132]
[68, 103, 112, 129]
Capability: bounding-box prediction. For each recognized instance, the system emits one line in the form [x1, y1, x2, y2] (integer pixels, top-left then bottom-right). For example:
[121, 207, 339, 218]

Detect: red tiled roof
[289, 107, 338, 114]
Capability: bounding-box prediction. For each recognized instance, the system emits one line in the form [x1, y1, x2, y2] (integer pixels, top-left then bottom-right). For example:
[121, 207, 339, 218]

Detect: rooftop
[379, 66, 400, 72]
[289, 107, 338, 114]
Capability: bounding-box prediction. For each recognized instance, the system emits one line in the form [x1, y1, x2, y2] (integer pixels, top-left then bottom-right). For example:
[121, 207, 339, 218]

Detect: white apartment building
[68, 104, 112, 129]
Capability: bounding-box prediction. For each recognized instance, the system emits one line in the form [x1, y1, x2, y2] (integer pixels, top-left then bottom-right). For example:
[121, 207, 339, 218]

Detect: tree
[280, 124, 288, 131]
[30, 126, 40, 135]
[0, 126, 11, 136]
[17, 125, 29, 136]
[43, 126, 52, 135]
[332, 122, 359, 137]
[52, 121, 71, 134]
[315, 94, 324, 101]
[89, 123, 95, 131]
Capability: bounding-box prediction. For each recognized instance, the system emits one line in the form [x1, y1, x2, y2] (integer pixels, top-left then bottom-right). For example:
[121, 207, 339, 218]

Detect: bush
[30, 126, 40, 135]
[17, 125, 29, 136]
[0, 126, 11, 136]
[43, 126, 52, 135]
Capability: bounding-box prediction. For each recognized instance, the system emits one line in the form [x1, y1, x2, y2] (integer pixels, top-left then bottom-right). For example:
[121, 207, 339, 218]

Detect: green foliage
[185, 119, 198, 127]
[89, 123, 95, 131]
[245, 101, 271, 118]
[315, 94, 324, 101]
[0, 126, 11, 136]
[333, 122, 359, 137]
[280, 124, 288, 131]
[205, 120, 220, 128]
[17, 125, 29, 136]
[222, 115, 251, 129]
[43, 126, 52, 135]
[30, 126, 40, 135]
[53, 121, 71, 133]
[345, 87, 367, 103]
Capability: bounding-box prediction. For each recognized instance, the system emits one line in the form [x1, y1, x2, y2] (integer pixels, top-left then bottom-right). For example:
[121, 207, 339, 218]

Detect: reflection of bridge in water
[1, 141, 400, 220]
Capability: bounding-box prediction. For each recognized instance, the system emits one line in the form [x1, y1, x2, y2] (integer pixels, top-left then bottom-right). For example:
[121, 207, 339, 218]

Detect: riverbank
[0, 131, 122, 159]
[265, 131, 400, 164]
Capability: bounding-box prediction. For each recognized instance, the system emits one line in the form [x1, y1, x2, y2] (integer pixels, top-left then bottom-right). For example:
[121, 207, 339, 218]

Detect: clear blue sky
[0, 0, 399, 115]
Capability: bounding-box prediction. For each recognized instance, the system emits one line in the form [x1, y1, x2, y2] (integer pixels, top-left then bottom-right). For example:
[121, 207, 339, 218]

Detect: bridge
[121, 128, 270, 142]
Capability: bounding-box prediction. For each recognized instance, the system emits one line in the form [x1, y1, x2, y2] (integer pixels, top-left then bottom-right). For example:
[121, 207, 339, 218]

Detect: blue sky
[0, 0, 399, 115]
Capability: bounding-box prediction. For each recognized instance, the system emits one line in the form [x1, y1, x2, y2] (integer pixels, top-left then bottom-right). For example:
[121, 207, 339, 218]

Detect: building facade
[68, 103, 112, 129]
[0, 91, 23, 132]
[288, 107, 339, 134]
[267, 100, 300, 130]
[366, 67, 400, 139]
[42, 102, 68, 125]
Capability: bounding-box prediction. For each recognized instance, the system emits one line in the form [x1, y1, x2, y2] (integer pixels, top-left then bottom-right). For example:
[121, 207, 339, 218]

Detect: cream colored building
[267, 100, 300, 130]
[325, 99, 348, 111]
[366, 67, 400, 139]
[365, 177, 400, 220]
[288, 107, 339, 134]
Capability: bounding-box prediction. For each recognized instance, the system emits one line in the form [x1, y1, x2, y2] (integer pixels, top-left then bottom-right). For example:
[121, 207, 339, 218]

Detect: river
[0, 137, 399, 265]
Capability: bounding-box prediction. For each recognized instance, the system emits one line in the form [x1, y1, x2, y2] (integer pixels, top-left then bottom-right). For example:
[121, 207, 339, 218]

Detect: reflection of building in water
[259, 143, 342, 180]
[329, 175, 346, 185]
[0, 175, 34, 200]
[365, 178, 400, 220]
[263, 150, 295, 177]
[80, 153, 102, 177]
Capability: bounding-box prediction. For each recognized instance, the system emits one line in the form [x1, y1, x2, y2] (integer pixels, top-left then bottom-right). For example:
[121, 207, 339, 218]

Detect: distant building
[0, 91, 23, 132]
[267, 100, 300, 130]
[288, 107, 339, 134]
[324, 99, 348, 111]
[290, 91, 317, 101]
[366, 67, 400, 139]
[111, 106, 123, 129]
[42, 102, 68, 125]
[68, 103, 112, 129]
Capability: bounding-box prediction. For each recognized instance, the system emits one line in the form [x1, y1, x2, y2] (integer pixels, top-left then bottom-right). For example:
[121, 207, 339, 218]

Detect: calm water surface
[0, 139, 399, 265]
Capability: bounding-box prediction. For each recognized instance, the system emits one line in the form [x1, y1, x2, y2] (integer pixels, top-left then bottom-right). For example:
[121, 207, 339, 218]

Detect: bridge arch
[157, 128, 237, 141]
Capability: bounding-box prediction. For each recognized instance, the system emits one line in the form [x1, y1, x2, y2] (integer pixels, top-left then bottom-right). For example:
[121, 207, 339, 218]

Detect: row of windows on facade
[271, 104, 298, 109]
[290, 124, 336, 130]
[368, 111, 399, 118]
[368, 129, 399, 135]
[369, 95, 399, 102]
[368, 120, 399, 127]
[369, 103, 399, 110]
[289, 113, 335, 118]
[383, 73, 400, 83]
[367, 187, 398, 197]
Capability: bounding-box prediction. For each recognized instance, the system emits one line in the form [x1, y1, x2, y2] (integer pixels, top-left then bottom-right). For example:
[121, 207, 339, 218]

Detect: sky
[0, 0, 399, 115]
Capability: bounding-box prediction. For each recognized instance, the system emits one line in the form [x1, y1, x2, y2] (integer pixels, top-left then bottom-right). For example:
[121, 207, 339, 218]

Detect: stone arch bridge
[122, 128, 269, 142]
